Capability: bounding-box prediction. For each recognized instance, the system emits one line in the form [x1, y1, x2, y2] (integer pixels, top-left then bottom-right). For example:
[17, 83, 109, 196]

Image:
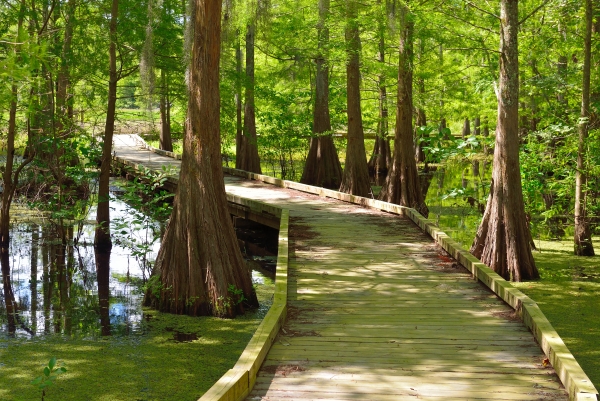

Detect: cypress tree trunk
[379, 4, 427, 216]
[1, 2, 28, 247]
[339, 0, 371, 197]
[144, 0, 258, 317]
[368, 0, 391, 186]
[574, 0, 594, 256]
[300, 0, 342, 189]
[414, 38, 426, 164]
[462, 117, 470, 139]
[159, 69, 174, 152]
[470, 0, 539, 281]
[95, 0, 119, 250]
[235, 32, 243, 169]
[239, 22, 262, 174]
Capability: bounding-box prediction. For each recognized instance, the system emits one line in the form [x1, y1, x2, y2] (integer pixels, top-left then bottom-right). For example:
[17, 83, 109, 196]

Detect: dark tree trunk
[159, 69, 174, 152]
[461, 117, 470, 139]
[414, 38, 426, 164]
[1, 247, 17, 334]
[235, 32, 243, 169]
[470, 0, 539, 281]
[1, 2, 28, 247]
[379, 5, 427, 216]
[56, 0, 75, 144]
[414, 105, 426, 163]
[95, 248, 112, 336]
[591, 8, 600, 129]
[300, 0, 342, 189]
[339, 0, 371, 197]
[368, 0, 391, 186]
[238, 22, 262, 174]
[95, 0, 119, 250]
[473, 115, 480, 177]
[144, 0, 258, 317]
[574, 0, 594, 256]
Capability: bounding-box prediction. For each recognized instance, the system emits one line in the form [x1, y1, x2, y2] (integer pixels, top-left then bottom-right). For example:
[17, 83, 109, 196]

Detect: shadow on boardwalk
[112, 134, 569, 401]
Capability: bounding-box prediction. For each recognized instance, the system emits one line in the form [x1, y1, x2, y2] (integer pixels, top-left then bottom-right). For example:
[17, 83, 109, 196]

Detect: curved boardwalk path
[113, 135, 568, 400]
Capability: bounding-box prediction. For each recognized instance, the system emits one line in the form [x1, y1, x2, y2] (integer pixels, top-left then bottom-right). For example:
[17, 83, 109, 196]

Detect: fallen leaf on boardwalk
[542, 358, 550, 367]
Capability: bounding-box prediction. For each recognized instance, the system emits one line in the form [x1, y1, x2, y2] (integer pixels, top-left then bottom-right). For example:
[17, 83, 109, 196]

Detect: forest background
[1, 0, 600, 395]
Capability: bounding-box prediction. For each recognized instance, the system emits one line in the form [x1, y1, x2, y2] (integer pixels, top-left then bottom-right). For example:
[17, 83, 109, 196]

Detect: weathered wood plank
[110, 136, 582, 401]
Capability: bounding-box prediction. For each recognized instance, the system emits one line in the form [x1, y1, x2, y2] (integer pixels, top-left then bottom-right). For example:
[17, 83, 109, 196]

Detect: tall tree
[368, 0, 392, 186]
[237, 20, 262, 173]
[1, 0, 33, 247]
[145, 0, 258, 317]
[300, 0, 342, 189]
[470, 0, 539, 281]
[379, 3, 427, 216]
[339, 0, 371, 197]
[573, 0, 594, 256]
[95, 0, 119, 250]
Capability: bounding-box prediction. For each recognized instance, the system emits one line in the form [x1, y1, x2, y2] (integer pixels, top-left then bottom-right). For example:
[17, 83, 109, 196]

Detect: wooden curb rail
[220, 166, 598, 401]
[115, 137, 597, 401]
[197, 208, 289, 401]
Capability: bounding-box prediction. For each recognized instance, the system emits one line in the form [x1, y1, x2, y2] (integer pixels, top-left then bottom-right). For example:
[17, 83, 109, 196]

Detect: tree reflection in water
[1, 245, 17, 335]
[0, 215, 150, 338]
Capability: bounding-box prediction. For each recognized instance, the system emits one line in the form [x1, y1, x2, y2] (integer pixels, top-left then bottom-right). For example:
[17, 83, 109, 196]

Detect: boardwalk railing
[114, 136, 598, 401]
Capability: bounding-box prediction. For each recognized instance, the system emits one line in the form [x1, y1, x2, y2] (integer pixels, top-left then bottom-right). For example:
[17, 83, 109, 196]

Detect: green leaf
[31, 377, 43, 385]
[48, 357, 56, 371]
[43, 367, 50, 377]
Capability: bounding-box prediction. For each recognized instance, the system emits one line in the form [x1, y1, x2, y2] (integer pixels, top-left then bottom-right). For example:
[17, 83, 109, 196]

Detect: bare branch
[436, 9, 498, 35]
[466, 1, 499, 19]
[519, 0, 551, 25]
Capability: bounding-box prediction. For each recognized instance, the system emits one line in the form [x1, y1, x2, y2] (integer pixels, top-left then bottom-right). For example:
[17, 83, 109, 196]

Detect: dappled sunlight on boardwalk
[226, 176, 568, 401]
[111, 137, 569, 401]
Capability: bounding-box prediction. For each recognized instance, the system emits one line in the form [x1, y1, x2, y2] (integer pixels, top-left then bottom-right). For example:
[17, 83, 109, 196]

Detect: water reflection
[1, 193, 277, 339]
[1, 246, 17, 335]
[0, 197, 154, 339]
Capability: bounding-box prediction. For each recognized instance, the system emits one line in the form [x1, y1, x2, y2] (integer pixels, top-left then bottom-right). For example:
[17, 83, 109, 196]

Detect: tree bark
[95, 0, 119, 250]
[1, 1, 27, 247]
[238, 22, 262, 174]
[470, 0, 539, 281]
[300, 0, 342, 189]
[379, 4, 427, 216]
[339, 0, 371, 197]
[462, 117, 470, 139]
[368, 0, 391, 186]
[159, 69, 174, 152]
[144, 0, 258, 317]
[235, 31, 243, 169]
[414, 38, 426, 164]
[574, 0, 594, 256]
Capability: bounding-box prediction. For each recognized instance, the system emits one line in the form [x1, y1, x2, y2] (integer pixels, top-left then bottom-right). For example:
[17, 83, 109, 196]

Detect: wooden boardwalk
[112, 135, 570, 401]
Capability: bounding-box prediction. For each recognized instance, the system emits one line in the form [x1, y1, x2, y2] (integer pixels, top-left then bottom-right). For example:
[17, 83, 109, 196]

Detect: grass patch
[0, 278, 274, 401]
[513, 239, 600, 390]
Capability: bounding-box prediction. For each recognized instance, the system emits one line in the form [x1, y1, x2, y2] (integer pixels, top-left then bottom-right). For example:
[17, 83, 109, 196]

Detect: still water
[0, 189, 275, 339]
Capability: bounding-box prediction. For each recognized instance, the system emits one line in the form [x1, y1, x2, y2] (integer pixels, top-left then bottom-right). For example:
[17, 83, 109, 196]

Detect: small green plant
[228, 284, 247, 306]
[31, 357, 67, 401]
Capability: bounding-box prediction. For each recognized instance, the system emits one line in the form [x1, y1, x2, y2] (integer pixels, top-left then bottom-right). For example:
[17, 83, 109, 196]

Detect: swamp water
[0, 184, 277, 401]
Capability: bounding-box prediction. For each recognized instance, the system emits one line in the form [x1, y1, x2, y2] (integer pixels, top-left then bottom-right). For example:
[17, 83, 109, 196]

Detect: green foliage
[31, 357, 67, 400]
[112, 166, 174, 279]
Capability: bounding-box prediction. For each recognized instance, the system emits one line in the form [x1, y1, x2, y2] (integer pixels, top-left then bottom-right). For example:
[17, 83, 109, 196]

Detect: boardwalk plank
[112, 137, 569, 401]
